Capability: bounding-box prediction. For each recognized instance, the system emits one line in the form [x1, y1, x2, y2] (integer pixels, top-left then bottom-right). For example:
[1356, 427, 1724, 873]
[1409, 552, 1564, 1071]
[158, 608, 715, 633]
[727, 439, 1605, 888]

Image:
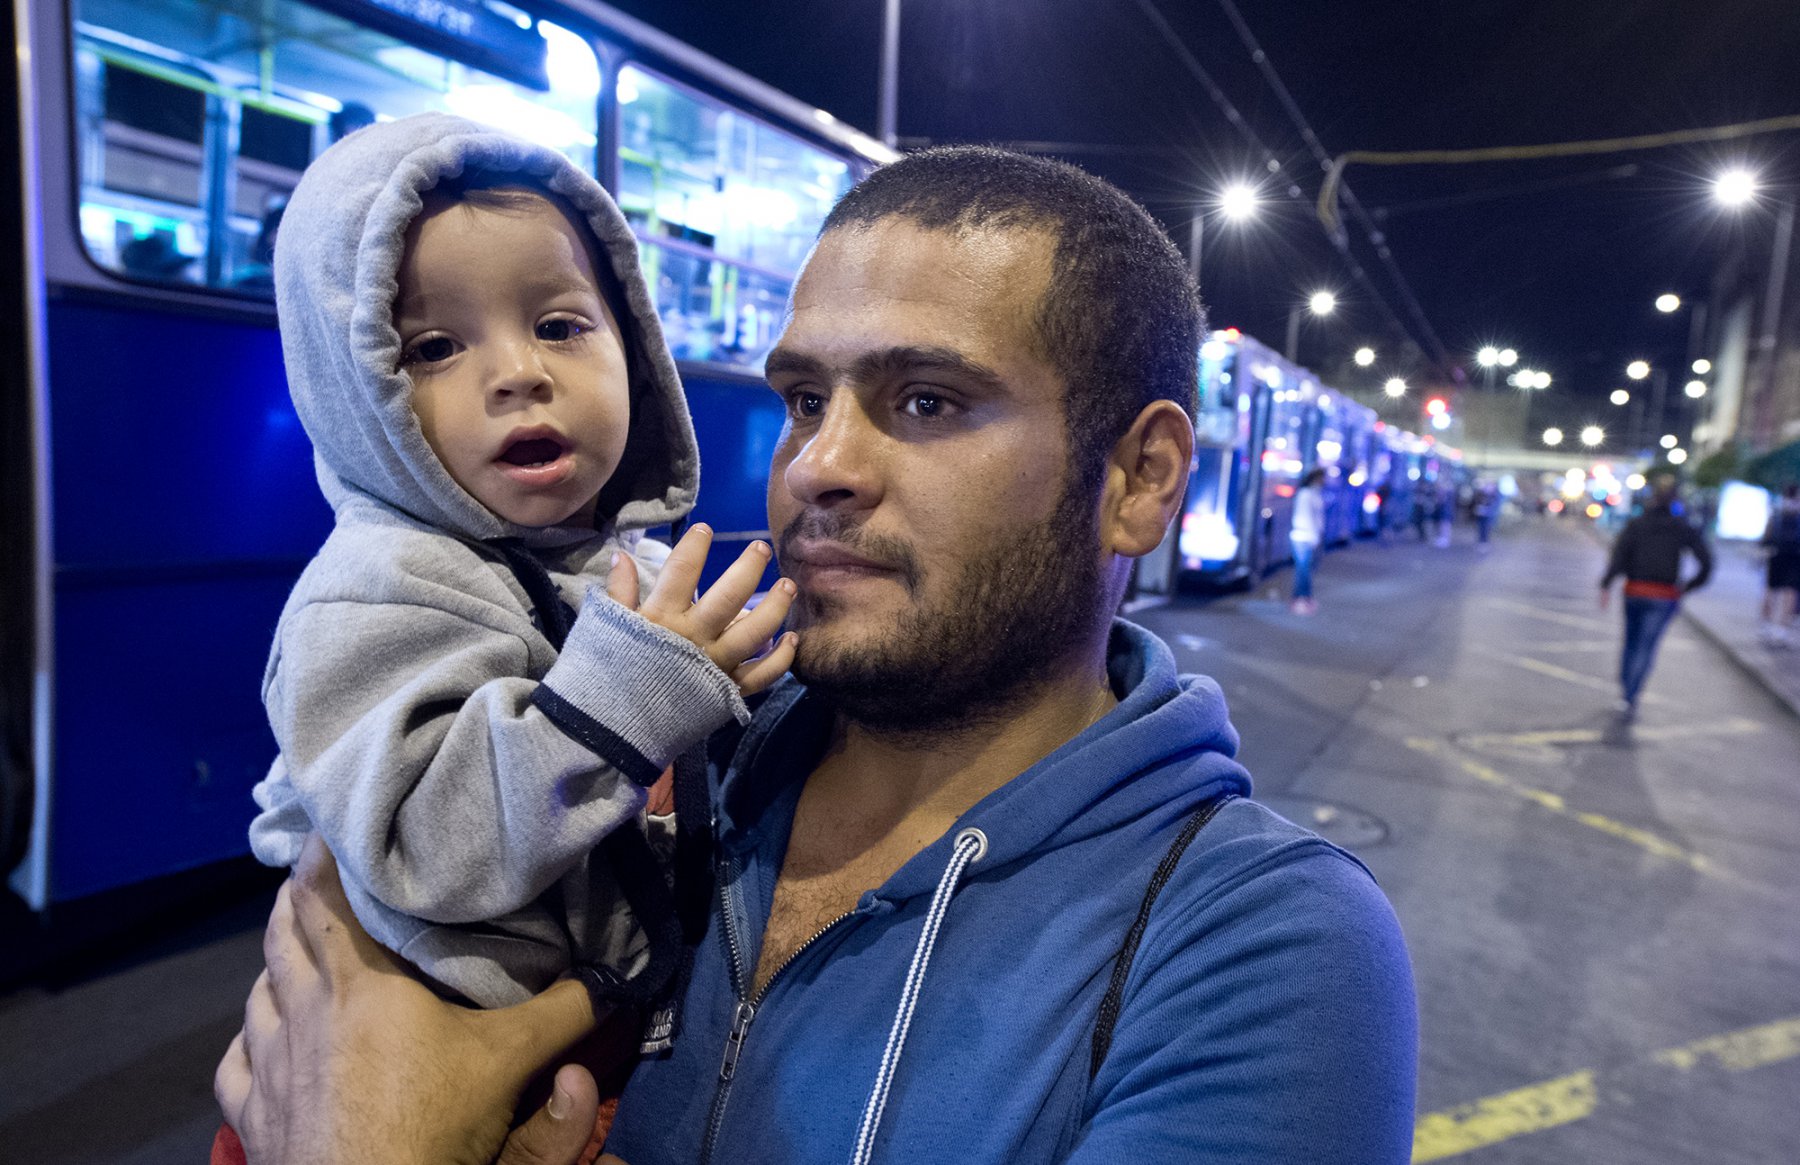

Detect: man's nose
[485, 335, 553, 403]
[782, 396, 882, 509]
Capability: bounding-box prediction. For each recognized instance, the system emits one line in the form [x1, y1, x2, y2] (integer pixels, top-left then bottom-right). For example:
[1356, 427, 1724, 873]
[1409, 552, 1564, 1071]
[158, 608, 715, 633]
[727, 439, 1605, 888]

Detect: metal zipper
[699, 851, 858, 1165]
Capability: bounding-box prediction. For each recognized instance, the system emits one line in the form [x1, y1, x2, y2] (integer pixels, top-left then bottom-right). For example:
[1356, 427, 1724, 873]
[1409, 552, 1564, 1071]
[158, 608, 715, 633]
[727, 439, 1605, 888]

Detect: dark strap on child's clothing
[1088, 794, 1238, 1080]
[486, 538, 576, 648]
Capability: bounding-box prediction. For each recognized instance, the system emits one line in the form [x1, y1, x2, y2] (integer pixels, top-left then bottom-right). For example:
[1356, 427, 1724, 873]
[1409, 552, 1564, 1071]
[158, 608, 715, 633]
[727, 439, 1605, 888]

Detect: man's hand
[609, 524, 797, 695]
[215, 836, 597, 1165]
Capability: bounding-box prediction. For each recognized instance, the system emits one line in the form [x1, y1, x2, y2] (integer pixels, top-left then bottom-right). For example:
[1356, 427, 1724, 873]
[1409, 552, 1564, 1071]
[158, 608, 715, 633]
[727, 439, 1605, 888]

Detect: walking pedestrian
[1473, 480, 1499, 549]
[1760, 483, 1800, 647]
[1290, 467, 1325, 614]
[1599, 475, 1713, 719]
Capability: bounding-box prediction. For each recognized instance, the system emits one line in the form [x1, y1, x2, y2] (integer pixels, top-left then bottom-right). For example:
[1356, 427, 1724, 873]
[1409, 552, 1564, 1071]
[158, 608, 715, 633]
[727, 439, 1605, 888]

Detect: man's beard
[777, 476, 1106, 740]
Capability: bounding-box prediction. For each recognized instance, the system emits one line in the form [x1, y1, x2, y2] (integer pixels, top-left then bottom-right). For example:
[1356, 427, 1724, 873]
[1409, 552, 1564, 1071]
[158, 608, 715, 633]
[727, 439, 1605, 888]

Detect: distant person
[213, 113, 797, 1160]
[118, 230, 193, 282]
[1599, 475, 1712, 719]
[1410, 478, 1436, 542]
[1289, 466, 1325, 614]
[232, 200, 285, 291]
[1472, 480, 1499, 548]
[1760, 483, 1800, 647]
[1433, 478, 1455, 547]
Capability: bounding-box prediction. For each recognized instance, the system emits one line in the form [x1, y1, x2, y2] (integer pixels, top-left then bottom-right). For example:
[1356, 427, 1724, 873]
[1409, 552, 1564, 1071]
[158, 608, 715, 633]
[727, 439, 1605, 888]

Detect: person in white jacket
[1289, 467, 1327, 614]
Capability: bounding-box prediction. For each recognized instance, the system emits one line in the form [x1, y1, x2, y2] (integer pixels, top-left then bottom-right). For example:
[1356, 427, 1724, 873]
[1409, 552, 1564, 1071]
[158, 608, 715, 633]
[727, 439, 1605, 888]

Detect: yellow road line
[1485, 597, 1613, 632]
[1475, 647, 1659, 700]
[1460, 717, 1763, 750]
[1655, 1016, 1800, 1073]
[1414, 1016, 1800, 1161]
[1412, 1071, 1597, 1162]
[1404, 737, 1715, 874]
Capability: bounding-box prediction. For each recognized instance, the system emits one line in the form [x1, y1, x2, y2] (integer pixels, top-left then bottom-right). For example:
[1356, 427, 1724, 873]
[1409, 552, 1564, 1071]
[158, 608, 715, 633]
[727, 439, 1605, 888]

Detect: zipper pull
[719, 999, 757, 1082]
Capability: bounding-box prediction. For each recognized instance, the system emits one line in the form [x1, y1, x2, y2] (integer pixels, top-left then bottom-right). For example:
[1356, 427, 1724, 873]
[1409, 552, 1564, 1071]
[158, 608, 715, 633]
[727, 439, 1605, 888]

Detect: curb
[1677, 605, 1800, 721]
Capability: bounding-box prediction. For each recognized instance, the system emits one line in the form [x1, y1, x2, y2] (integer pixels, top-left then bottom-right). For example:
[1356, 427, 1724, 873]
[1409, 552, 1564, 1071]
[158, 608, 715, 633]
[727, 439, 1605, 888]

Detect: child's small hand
[607, 524, 797, 696]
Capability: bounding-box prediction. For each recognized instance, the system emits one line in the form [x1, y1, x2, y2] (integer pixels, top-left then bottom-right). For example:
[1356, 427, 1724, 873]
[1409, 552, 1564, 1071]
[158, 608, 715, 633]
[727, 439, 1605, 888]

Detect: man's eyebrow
[763, 345, 1007, 392]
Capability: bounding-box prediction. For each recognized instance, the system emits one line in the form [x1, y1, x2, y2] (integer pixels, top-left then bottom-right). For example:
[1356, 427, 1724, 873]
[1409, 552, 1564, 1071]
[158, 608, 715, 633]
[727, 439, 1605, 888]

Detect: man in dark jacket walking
[1599, 475, 1713, 718]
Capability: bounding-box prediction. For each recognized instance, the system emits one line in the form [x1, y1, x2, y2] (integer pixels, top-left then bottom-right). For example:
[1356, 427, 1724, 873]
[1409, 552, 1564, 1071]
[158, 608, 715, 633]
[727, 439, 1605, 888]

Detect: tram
[2, 0, 892, 912]
[1135, 328, 1462, 594]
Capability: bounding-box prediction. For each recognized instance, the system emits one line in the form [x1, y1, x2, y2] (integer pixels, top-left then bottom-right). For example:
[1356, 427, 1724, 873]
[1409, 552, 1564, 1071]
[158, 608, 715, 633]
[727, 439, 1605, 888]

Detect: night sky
[608, 0, 1800, 434]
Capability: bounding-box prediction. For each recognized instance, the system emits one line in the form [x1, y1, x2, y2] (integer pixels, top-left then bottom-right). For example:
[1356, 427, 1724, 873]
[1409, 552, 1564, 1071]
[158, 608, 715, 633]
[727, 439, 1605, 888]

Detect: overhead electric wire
[1209, 0, 1453, 370]
[1318, 112, 1800, 235]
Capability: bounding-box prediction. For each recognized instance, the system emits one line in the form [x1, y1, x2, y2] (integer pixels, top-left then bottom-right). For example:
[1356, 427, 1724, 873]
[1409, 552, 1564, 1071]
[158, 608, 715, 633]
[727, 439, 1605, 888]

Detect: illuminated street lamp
[1543, 427, 1564, 446]
[1692, 358, 1712, 374]
[1285, 290, 1338, 361]
[1477, 346, 1500, 367]
[1659, 433, 1679, 449]
[1626, 360, 1651, 380]
[1668, 447, 1689, 465]
[1580, 425, 1605, 447]
[1684, 379, 1708, 398]
[1499, 348, 1518, 366]
[1655, 293, 1682, 313]
[1610, 389, 1631, 406]
[1713, 168, 1758, 207]
[1383, 377, 1408, 398]
[1354, 346, 1376, 366]
[1219, 181, 1259, 221]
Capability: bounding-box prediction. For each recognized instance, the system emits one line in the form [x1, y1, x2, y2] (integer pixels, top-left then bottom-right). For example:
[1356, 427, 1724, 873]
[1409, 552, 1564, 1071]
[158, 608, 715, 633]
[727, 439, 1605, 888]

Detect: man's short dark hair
[820, 147, 1203, 494]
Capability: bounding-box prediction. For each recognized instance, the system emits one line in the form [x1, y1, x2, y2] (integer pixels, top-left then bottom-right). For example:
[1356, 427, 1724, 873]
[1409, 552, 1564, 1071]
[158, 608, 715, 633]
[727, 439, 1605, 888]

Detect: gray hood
[275, 112, 697, 547]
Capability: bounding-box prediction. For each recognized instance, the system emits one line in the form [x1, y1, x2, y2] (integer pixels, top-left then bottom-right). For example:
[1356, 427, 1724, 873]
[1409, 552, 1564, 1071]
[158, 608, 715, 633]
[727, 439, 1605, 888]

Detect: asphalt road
[1135, 515, 1800, 1164]
[3, 516, 1797, 1163]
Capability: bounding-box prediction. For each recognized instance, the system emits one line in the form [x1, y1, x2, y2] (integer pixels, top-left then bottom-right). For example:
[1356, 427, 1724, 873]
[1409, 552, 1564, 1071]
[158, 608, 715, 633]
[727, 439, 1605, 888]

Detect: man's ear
[1101, 400, 1194, 557]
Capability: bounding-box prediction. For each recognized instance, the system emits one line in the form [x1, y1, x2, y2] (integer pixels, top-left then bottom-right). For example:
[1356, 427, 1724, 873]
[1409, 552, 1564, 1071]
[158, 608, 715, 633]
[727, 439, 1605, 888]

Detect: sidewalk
[1678, 540, 1800, 719]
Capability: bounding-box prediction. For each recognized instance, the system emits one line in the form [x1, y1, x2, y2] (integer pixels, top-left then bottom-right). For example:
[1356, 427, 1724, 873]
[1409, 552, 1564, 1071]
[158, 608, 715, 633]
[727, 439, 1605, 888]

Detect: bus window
[616, 65, 854, 372]
[70, 0, 601, 294]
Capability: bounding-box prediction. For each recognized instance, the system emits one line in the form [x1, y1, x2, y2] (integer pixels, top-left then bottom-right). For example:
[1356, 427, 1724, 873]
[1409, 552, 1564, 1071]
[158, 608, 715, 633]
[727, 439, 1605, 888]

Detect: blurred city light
[1585, 503, 1604, 519]
[1610, 389, 1631, 405]
[1655, 293, 1681, 313]
[1499, 348, 1518, 366]
[1580, 425, 1605, 446]
[1309, 291, 1337, 315]
[1219, 182, 1260, 221]
[1685, 379, 1708, 398]
[1668, 448, 1689, 465]
[1626, 360, 1651, 380]
[1531, 370, 1551, 389]
[1384, 377, 1408, 397]
[1543, 427, 1564, 445]
[1626, 473, 1647, 490]
[1425, 397, 1448, 416]
[1692, 358, 1712, 374]
[1477, 346, 1499, 367]
[1354, 346, 1376, 366]
[1659, 433, 1679, 449]
[1713, 168, 1759, 207]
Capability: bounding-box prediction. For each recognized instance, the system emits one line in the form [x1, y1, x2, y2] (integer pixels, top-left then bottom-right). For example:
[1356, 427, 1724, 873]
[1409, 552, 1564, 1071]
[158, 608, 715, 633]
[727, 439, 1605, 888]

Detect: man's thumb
[497, 1064, 599, 1165]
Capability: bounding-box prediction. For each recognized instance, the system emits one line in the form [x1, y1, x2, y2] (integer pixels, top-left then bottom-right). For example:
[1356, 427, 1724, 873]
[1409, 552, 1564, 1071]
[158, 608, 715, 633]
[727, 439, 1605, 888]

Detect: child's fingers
[732, 632, 798, 696]
[605, 552, 640, 610]
[640, 524, 712, 619]
[688, 541, 775, 635]
[711, 579, 795, 667]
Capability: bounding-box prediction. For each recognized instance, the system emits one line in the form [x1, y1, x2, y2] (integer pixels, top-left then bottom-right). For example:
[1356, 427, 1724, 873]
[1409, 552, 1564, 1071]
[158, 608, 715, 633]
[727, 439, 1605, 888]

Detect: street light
[1685, 379, 1708, 398]
[1659, 433, 1679, 449]
[1285, 290, 1338, 362]
[1668, 447, 1689, 465]
[1354, 346, 1376, 366]
[1543, 427, 1564, 446]
[1610, 388, 1631, 406]
[1626, 360, 1651, 380]
[1383, 377, 1408, 398]
[1477, 346, 1500, 367]
[1187, 180, 1260, 285]
[1692, 358, 1712, 374]
[1580, 425, 1605, 447]
[1499, 348, 1518, 366]
[1713, 168, 1758, 207]
[1655, 293, 1682, 313]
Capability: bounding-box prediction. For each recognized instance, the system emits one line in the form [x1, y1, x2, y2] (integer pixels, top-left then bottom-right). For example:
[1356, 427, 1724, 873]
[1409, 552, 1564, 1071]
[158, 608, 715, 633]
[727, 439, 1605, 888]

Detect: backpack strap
[1089, 794, 1238, 1080]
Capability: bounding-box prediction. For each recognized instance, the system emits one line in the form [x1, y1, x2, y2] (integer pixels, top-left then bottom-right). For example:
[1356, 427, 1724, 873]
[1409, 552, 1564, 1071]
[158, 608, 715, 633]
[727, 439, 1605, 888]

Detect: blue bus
[2, 0, 892, 912]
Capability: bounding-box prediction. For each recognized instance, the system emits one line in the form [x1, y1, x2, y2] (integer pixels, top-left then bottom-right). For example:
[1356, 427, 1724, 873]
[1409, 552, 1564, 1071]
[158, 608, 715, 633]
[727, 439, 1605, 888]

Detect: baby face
[396, 191, 630, 529]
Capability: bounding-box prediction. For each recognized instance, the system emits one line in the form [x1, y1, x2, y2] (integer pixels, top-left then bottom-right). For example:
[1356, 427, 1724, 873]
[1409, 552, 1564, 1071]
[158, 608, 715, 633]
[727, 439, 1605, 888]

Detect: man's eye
[902, 392, 947, 418]
[537, 318, 587, 342]
[402, 337, 455, 365]
[789, 391, 825, 419]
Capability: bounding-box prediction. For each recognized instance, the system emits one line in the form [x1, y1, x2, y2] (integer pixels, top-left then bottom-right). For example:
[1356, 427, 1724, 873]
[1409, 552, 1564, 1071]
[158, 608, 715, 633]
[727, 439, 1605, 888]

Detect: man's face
[397, 193, 631, 529]
[765, 218, 1105, 731]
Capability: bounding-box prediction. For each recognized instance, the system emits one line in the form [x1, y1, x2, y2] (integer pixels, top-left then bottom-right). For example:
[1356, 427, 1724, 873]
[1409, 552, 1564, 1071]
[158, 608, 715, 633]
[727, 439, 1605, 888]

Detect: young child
[245, 112, 796, 1019]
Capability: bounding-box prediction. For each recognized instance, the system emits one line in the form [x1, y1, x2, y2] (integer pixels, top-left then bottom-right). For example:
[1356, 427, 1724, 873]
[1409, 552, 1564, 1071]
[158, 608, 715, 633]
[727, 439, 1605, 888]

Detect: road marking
[1485, 597, 1613, 632]
[1412, 1071, 1596, 1162]
[1476, 647, 1665, 704]
[1413, 1016, 1800, 1161]
[1459, 717, 1763, 751]
[1522, 638, 1694, 655]
[1405, 737, 1715, 874]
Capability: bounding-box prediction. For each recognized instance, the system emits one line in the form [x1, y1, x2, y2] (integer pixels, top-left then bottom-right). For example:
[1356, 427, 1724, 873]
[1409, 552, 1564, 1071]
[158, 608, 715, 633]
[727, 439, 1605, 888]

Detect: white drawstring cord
[848, 826, 988, 1165]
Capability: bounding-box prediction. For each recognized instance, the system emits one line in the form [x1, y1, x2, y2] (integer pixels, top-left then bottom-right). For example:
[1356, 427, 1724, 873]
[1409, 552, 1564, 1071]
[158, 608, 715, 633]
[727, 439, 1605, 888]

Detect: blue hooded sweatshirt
[606, 620, 1418, 1164]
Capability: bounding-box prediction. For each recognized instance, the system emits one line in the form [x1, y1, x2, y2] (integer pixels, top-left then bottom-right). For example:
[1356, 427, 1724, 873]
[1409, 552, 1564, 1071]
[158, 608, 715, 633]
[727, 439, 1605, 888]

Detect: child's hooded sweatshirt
[248, 113, 746, 1008]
